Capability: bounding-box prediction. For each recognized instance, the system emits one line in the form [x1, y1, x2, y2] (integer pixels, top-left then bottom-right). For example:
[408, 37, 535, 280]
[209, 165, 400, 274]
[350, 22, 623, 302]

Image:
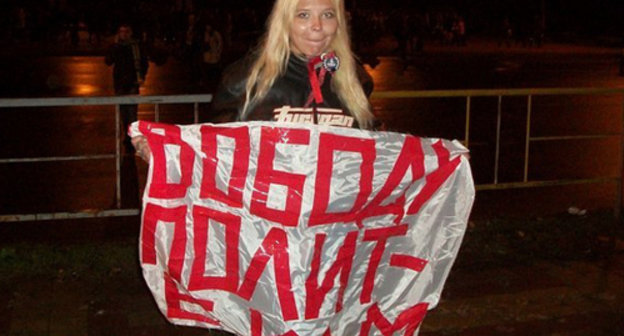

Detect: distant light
[74, 84, 98, 96]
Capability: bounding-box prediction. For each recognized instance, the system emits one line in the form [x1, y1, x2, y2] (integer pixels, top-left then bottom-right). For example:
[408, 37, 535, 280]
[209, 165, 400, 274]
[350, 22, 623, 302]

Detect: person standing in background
[105, 23, 148, 208]
[201, 23, 223, 86]
[105, 23, 149, 153]
[183, 13, 203, 86]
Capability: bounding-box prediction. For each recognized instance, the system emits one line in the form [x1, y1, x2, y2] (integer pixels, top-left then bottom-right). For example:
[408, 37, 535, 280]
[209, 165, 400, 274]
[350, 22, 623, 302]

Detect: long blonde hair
[242, 0, 374, 128]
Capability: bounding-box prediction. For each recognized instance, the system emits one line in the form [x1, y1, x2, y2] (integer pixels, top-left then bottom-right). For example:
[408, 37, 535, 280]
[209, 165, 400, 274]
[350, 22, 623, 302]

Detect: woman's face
[289, 0, 338, 58]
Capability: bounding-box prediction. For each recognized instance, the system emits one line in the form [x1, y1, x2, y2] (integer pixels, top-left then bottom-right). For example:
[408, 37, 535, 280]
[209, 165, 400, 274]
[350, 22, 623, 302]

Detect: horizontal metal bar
[370, 87, 624, 99]
[0, 94, 213, 108]
[530, 134, 619, 141]
[0, 208, 140, 222]
[0, 154, 115, 164]
[476, 177, 618, 191]
[1, 88, 620, 109]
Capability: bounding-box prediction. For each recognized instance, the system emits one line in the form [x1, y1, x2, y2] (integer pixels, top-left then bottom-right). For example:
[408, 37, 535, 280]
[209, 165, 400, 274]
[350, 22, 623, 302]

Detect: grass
[1, 210, 621, 287]
[456, 210, 622, 270]
[0, 238, 141, 286]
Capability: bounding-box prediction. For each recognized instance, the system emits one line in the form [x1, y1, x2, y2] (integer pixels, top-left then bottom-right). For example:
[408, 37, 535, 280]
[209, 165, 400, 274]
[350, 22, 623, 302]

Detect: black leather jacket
[210, 53, 374, 129]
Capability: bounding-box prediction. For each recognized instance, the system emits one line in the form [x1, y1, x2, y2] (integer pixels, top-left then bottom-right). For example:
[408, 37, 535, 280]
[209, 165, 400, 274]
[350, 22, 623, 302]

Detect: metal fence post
[194, 102, 199, 124]
[524, 95, 533, 182]
[616, 93, 624, 220]
[115, 104, 121, 209]
[464, 96, 471, 148]
[494, 95, 503, 185]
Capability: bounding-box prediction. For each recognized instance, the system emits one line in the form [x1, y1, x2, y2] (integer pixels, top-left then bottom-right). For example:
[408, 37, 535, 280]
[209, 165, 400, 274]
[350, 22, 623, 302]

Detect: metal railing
[0, 94, 212, 222]
[1, 88, 622, 222]
[372, 87, 624, 218]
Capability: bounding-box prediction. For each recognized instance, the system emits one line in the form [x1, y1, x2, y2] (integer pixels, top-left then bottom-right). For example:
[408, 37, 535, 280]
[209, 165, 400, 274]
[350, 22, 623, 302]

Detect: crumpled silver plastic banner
[129, 120, 474, 336]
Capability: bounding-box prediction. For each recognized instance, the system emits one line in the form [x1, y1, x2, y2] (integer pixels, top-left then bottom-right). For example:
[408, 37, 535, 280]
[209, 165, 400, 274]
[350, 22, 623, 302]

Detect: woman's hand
[131, 136, 151, 162]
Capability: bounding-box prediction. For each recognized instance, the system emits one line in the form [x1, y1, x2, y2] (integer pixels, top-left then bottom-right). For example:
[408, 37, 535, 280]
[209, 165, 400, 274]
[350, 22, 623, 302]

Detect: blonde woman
[134, 0, 376, 161]
[211, 0, 375, 129]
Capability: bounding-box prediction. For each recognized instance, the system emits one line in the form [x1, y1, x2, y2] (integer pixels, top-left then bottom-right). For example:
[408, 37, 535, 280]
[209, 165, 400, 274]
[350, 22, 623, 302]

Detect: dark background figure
[389, 10, 409, 61]
[105, 23, 149, 150]
[183, 13, 203, 87]
[348, 9, 380, 69]
[454, 14, 467, 46]
[105, 23, 149, 208]
[200, 23, 223, 88]
[499, 17, 514, 47]
[408, 11, 425, 53]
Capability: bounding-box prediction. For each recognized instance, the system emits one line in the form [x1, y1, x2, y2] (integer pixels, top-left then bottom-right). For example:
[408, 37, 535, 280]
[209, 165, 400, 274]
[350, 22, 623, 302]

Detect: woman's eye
[297, 12, 309, 19]
[323, 11, 335, 18]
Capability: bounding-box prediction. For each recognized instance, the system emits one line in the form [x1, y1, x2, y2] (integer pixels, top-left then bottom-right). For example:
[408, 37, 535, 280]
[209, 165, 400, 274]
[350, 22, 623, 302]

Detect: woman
[134, 0, 375, 160]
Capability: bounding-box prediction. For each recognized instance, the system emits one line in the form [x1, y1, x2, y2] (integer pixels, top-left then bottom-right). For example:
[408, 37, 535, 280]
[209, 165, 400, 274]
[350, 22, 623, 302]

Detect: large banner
[129, 121, 474, 336]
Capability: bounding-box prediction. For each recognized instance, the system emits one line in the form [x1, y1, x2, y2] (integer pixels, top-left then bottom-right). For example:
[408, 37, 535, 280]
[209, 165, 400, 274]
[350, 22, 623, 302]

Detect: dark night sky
[1, 0, 622, 39]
